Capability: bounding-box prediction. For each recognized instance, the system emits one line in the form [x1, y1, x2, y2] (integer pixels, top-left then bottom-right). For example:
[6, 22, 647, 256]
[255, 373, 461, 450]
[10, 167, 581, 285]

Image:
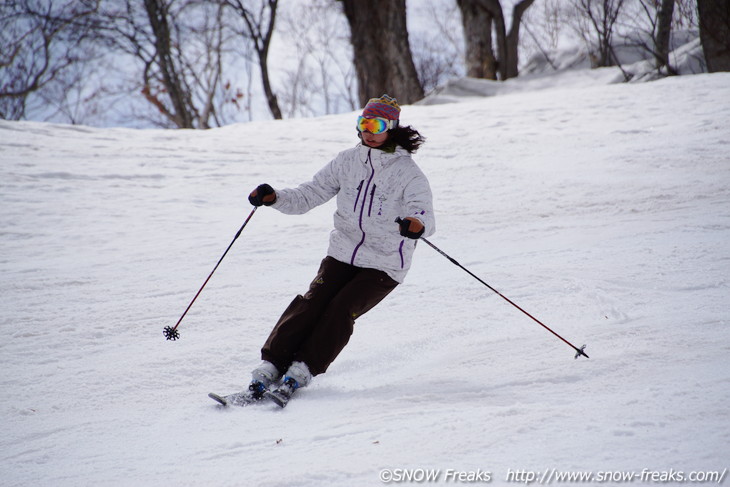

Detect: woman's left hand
[398, 217, 425, 239]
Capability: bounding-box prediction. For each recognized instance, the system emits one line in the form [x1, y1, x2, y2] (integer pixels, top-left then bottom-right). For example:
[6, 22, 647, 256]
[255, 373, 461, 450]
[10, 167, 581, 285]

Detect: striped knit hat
[362, 94, 400, 121]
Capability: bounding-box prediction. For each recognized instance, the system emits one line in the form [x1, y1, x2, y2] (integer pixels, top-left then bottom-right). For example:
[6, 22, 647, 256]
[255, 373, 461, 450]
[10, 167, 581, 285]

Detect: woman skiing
[246, 94, 435, 406]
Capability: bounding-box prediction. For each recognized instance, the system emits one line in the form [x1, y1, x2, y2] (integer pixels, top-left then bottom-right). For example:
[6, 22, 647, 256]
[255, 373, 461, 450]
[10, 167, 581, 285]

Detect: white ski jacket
[271, 143, 435, 283]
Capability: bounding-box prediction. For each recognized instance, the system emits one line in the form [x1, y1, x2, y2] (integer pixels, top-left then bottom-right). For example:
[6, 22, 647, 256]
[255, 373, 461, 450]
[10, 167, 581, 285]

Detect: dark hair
[389, 125, 426, 154]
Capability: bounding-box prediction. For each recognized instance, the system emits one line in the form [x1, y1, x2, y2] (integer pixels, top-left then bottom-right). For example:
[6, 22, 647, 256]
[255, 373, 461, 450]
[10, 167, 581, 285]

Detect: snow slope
[1, 72, 729, 487]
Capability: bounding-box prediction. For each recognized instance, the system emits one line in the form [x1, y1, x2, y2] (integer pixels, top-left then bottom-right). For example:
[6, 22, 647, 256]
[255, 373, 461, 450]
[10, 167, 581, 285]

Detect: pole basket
[575, 344, 589, 359]
[163, 326, 180, 341]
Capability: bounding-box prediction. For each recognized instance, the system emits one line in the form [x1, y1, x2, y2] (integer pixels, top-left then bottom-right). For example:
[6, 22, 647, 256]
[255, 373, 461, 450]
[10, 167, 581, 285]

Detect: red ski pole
[397, 218, 589, 359]
[164, 207, 258, 340]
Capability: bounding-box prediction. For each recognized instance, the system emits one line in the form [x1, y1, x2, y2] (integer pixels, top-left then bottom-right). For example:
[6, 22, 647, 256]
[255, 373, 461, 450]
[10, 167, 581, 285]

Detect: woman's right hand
[249, 183, 277, 206]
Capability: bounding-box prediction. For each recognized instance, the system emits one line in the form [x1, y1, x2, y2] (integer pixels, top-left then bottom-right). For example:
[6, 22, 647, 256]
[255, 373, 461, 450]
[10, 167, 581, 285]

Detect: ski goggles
[356, 116, 398, 134]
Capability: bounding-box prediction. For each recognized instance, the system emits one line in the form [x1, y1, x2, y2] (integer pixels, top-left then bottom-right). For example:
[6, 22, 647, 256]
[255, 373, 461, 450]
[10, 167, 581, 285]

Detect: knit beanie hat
[362, 94, 400, 121]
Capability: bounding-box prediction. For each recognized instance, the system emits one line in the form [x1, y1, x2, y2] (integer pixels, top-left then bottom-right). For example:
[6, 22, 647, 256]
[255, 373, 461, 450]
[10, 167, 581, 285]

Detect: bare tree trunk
[505, 0, 536, 79]
[341, 0, 424, 106]
[655, 0, 675, 70]
[630, 0, 677, 74]
[199, 4, 224, 129]
[143, 0, 196, 128]
[457, 0, 497, 79]
[473, 0, 534, 80]
[481, 0, 509, 79]
[698, 0, 730, 72]
[224, 0, 282, 119]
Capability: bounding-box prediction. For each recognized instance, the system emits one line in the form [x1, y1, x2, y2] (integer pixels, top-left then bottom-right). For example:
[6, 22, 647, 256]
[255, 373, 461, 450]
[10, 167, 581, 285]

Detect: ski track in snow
[1, 73, 729, 486]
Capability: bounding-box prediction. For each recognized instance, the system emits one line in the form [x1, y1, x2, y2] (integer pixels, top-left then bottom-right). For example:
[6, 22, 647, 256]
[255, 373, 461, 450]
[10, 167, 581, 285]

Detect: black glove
[248, 183, 277, 206]
[397, 217, 425, 239]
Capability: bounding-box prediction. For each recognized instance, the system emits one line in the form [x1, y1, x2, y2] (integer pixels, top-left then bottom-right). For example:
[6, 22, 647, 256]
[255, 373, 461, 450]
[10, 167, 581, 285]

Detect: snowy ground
[1, 71, 729, 486]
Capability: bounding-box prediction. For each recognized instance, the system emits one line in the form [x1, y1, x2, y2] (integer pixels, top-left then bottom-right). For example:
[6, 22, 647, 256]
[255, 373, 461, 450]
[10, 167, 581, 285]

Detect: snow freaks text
[380, 469, 491, 483]
[378, 467, 728, 484]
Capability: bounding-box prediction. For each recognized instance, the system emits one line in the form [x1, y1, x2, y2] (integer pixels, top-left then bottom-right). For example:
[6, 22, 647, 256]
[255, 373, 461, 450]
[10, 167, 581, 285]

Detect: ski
[208, 391, 263, 407]
[263, 389, 290, 408]
[209, 379, 299, 408]
[262, 378, 299, 408]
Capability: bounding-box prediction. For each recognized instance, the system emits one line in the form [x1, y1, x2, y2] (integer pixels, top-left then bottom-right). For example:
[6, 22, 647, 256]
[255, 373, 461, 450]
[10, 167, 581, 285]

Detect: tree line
[1, 0, 727, 129]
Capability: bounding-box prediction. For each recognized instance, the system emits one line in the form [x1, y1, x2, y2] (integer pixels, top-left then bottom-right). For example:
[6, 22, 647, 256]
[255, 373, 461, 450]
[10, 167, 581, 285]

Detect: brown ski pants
[261, 256, 399, 376]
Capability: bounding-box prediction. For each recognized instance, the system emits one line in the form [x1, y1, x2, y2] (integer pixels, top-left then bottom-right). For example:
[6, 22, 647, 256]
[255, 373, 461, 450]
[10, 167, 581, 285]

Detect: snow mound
[420, 35, 707, 105]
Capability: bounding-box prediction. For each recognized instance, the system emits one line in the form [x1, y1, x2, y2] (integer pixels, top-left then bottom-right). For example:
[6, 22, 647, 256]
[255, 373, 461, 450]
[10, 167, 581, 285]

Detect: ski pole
[397, 218, 589, 359]
[163, 206, 258, 340]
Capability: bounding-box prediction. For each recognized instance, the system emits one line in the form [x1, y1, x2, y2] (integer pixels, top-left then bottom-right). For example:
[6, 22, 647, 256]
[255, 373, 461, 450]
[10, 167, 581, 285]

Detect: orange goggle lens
[357, 116, 396, 134]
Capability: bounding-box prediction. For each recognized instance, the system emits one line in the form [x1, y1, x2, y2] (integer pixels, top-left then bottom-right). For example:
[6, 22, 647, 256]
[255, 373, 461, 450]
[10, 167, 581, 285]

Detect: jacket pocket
[353, 180, 364, 212]
[367, 184, 377, 217]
